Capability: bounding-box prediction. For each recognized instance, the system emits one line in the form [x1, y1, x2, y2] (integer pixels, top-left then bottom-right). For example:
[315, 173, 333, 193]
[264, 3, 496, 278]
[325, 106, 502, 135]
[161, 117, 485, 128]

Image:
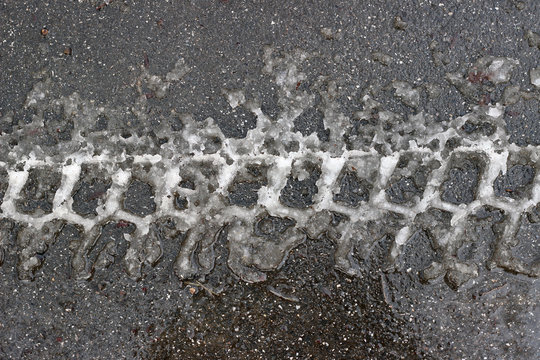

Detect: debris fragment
[393, 16, 407, 30]
[321, 27, 334, 40]
[372, 51, 392, 66]
[530, 67, 540, 88]
[524, 30, 540, 49]
[144, 52, 149, 68]
[267, 285, 299, 302]
[96, 0, 113, 11]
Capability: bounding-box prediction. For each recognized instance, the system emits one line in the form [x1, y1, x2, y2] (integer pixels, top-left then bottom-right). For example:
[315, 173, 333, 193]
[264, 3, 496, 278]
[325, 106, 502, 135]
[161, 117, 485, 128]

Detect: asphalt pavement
[0, 1, 539, 359]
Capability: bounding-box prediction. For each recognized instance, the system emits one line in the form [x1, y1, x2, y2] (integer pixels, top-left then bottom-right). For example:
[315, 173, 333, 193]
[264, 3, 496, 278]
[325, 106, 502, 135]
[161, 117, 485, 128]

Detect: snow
[3, 47, 540, 282]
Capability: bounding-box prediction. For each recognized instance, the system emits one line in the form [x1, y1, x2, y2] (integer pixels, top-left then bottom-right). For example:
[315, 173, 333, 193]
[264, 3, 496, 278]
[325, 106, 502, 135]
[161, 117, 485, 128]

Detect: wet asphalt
[1, 1, 540, 359]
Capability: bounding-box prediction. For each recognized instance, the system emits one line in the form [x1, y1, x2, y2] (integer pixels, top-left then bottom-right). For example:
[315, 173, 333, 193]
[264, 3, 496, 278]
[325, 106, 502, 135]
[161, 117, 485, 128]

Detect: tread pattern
[1, 48, 539, 287]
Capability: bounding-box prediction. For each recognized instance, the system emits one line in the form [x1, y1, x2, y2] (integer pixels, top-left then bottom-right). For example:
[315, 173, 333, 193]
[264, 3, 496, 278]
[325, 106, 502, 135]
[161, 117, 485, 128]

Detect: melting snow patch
[2, 48, 540, 284]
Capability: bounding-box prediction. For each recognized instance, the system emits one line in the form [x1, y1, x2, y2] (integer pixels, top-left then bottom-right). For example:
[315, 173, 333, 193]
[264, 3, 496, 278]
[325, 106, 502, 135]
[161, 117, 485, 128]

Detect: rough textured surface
[123, 180, 156, 217]
[1, 1, 540, 359]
